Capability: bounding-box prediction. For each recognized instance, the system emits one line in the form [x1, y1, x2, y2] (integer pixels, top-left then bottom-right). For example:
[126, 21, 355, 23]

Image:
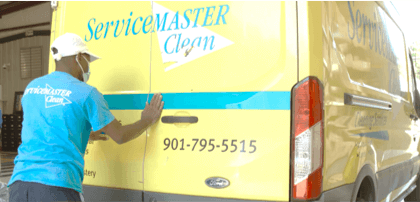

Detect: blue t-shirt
[7, 71, 115, 193]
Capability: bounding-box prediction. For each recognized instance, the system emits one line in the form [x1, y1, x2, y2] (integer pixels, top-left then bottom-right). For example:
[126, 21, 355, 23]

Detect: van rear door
[144, 2, 297, 201]
[54, 1, 154, 192]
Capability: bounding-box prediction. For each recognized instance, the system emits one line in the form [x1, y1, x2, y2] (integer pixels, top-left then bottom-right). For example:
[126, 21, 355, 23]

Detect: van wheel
[356, 178, 375, 202]
[405, 176, 420, 201]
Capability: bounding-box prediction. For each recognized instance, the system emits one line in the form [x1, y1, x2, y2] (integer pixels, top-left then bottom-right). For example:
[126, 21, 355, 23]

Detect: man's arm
[98, 93, 164, 145]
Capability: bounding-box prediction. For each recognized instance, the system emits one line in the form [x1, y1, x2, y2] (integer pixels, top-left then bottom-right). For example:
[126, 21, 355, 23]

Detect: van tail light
[291, 76, 324, 200]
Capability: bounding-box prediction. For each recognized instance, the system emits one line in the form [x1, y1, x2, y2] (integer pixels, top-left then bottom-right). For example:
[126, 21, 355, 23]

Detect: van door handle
[410, 114, 419, 121]
[161, 116, 198, 124]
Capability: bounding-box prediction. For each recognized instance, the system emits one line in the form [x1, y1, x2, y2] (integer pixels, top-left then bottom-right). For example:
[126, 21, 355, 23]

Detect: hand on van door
[89, 130, 109, 141]
[100, 93, 164, 145]
[142, 93, 164, 126]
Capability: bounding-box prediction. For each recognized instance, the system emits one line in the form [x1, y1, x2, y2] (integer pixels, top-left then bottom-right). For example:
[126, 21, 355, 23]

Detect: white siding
[0, 36, 50, 114]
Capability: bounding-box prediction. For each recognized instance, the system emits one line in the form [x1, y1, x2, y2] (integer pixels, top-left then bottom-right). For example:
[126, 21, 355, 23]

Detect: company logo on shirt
[24, 84, 72, 108]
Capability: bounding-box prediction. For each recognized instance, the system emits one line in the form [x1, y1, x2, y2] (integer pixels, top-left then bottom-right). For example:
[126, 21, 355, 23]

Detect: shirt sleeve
[84, 88, 115, 132]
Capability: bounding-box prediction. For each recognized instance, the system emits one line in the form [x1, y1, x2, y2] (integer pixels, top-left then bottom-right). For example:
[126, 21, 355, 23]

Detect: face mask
[76, 55, 91, 83]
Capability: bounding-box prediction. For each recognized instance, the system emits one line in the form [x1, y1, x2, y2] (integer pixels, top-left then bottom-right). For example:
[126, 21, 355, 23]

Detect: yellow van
[49, 1, 420, 201]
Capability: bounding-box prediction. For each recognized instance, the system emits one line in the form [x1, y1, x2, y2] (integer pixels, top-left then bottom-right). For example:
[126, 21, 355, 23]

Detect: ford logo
[205, 177, 230, 189]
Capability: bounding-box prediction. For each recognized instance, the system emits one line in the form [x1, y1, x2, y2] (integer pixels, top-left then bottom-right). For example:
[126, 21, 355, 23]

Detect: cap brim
[83, 51, 100, 62]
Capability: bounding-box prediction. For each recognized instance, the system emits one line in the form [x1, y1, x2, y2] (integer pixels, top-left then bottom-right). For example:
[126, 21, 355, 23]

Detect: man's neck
[55, 66, 80, 81]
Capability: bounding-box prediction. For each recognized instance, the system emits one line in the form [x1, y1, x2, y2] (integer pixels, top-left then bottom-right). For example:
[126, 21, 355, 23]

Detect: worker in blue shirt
[7, 33, 164, 202]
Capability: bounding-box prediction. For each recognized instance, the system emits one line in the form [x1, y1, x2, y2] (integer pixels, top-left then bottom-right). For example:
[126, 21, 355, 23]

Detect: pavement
[0, 152, 17, 184]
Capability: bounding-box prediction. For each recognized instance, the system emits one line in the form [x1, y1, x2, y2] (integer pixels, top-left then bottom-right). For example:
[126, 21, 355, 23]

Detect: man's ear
[76, 52, 82, 61]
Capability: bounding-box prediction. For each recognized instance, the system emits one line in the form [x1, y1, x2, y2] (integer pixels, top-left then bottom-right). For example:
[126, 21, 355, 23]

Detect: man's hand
[142, 93, 164, 126]
[89, 130, 109, 141]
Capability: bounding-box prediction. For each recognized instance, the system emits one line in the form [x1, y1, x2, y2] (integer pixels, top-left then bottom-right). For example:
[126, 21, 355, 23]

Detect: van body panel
[298, 1, 323, 81]
[47, 1, 420, 201]
[148, 1, 297, 93]
[83, 110, 147, 190]
[322, 1, 420, 201]
[50, 1, 298, 201]
[49, 1, 154, 191]
[69, 1, 152, 94]
[79, 0, 152, 190]
[379, 161, 418, 202]
[145, 110, 291, 201]
[144, 2, 297, 201]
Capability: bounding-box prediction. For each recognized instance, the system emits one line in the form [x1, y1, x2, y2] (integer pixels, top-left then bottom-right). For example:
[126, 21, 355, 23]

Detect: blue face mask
[76, 55, 90, 83]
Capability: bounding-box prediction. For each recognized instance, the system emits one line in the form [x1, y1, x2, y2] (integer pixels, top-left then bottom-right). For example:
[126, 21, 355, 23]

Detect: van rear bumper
[314, 183, 354, 202]
[82, 183, 354, 202]
[82, 185, 143, 201]
[81, 185, 281, 202]
[145, 183, 354, 202]
[143, 191, 282, 202]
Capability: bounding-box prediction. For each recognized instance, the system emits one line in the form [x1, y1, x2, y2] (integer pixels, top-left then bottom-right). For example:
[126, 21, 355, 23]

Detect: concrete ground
[0, 152, 17, 184]
[0, 175, 11, 185]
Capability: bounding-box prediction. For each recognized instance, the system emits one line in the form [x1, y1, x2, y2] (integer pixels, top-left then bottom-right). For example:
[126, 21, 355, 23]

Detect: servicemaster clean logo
[24, 84, 72, 108]
[85, 3, 234, 71]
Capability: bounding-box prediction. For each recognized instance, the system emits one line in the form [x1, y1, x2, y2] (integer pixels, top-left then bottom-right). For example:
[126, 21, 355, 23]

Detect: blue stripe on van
[353, 130, 389, 141]
[103, 91, 291, 110]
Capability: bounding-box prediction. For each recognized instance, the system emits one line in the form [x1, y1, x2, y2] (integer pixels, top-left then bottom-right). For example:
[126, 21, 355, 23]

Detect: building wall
[0, 36, 51, 114]
[0, 2, 52, 115]
[0, 3, 52, 39]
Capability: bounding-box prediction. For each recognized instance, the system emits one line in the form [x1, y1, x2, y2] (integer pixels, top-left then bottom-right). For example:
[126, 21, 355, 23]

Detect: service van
[48, 1, 420, 201]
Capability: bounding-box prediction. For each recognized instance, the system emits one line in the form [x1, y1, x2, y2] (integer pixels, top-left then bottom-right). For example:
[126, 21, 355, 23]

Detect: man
[7, 33, 164, 202]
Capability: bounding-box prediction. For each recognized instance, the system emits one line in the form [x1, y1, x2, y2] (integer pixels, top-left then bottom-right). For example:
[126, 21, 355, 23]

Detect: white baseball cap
[50, 33, 100, 62]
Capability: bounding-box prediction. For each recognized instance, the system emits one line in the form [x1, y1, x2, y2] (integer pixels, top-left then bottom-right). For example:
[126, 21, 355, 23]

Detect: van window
[337, 2, 408, 99]
[387, 13, 408, 99]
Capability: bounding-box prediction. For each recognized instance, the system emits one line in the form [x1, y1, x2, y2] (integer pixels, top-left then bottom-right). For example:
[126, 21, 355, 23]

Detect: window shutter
[31, 47, 42, 78]
[20, 47, 42, 79]
[20, 48, 31, 79]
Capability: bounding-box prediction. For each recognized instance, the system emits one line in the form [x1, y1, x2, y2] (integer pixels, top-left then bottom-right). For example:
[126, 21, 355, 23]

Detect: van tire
[405, 176, 420, 202]
[351, 165, 378, 202]
[355, 177, 375, 202]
